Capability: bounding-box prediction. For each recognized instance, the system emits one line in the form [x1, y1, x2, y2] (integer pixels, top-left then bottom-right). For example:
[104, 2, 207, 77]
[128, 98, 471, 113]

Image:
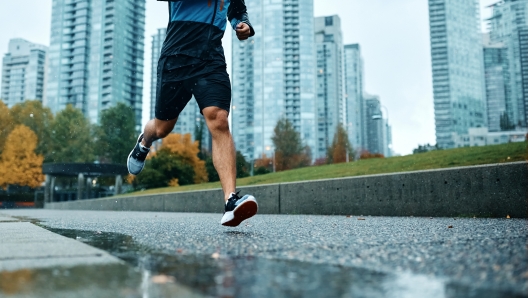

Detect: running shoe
[221, 192, 258, 227]
[127, 133, 149, 175]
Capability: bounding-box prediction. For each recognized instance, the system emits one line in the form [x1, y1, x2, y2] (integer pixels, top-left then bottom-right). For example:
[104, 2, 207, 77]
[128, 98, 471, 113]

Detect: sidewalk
[0, 214, 120, 272]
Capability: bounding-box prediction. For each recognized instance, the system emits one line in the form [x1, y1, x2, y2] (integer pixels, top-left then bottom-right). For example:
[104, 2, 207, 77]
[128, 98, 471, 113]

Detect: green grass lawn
[126, 142, 527, 196]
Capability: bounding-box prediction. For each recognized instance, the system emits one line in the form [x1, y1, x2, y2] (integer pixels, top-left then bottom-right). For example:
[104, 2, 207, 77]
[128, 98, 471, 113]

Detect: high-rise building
[487, 0, 528, 128]
[364, 94, 384, 155]
[314, 15, 344, 159]
[343, 44, 365, 153]
[428, 0, 487, 149]
[231, 0, 317, 160]
[1, 39, 47, 108]
[150, 28, 166, 121]
[483, 34, 511, 132]
[520, 28, 528, 124]
[46, 0, 145, 130]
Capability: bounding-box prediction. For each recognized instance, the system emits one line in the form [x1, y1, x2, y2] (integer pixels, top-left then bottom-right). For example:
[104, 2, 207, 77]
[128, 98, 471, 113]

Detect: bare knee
[209, 118, 230, 134]
[204, 108, 230, 133]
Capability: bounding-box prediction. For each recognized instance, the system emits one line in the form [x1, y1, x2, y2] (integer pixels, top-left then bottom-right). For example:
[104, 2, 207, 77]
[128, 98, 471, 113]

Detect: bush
[360, 150, 384, 159]
[254, 166, 270, 176]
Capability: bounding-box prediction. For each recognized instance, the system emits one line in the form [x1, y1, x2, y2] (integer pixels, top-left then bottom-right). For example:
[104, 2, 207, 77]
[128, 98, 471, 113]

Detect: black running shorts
[155, 57, 231, 121]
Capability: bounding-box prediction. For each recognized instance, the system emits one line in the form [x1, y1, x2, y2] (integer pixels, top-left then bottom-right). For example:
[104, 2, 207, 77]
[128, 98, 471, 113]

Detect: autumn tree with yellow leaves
[161, 133, 208, 184]
[133, 133, 208, 189]
[10, 100, 54, 160]
[0, 125, 44, 189]
[0, 101, 14, 155]
[326, 124, 354, 164]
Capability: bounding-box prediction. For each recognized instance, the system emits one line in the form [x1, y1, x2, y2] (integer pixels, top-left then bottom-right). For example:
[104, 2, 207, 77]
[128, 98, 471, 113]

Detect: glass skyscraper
[364, 94, 384, 155]
[483, 34, 511, 132]
[314, 15, 344, 159]
[1, 39, 47, 108]
[428, 0, 486, 149]
[487, 0, 528, 129]
[520, 27, 528, 125]
[46, 0, 145, 130]
[231, 0, 316, 160]
[343, 44, 365, 154]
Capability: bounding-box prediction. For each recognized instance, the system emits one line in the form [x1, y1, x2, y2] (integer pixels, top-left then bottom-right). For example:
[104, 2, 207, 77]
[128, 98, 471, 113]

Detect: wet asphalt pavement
[1, 209, 527, 297]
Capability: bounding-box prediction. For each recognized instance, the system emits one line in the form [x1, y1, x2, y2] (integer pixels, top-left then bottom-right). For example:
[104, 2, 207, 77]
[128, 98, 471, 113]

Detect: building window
[325, 16, 333, 27]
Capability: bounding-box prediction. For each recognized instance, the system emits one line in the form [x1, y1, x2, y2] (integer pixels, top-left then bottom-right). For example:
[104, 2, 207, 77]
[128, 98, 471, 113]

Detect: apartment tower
[314, 15, 345, 159]
[1, 39, 47, 108]
[428, 0, 486, 148]
[231, 0, 317, 160]
[46, 0, 145, 130]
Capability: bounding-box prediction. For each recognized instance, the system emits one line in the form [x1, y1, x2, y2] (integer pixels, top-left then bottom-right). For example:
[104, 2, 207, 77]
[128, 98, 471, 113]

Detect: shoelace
[134, 145, 148, 159]
[229, 191, 241, 202]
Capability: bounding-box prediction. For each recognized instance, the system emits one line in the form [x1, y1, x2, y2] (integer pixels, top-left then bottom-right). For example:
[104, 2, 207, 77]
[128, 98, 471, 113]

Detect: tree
[205, 156, 220, 182]
[9, 100, 54, 160]
[134, 149, 195, 189]
[271, 118, 310, 171]
[95, 102, 136, 164]
[236, 151, 250, 178]
[412, 143, 440, 154]
[205, 147, 249, 182]
[327, 124, 353, 164]
[500, 112, 515, 131]
[157, 133, 208, 184]
[47, 105, 95, 163]
[0, 101, 14, 155]
[254, 155, 273, 174]
[134, 133, 208, 189]
[0, 125, 44, 189]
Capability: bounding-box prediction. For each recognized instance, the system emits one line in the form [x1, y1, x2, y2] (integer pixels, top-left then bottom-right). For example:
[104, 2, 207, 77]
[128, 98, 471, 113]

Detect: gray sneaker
[127, 134, 149, 175]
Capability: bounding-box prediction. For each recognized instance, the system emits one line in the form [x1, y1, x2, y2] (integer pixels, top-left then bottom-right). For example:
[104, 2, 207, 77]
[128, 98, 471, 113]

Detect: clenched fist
[236, 22, 251, 40]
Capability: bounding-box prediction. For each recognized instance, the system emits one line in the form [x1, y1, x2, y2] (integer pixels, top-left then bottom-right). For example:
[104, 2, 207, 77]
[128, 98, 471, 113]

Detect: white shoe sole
[221, 196, 258, 227]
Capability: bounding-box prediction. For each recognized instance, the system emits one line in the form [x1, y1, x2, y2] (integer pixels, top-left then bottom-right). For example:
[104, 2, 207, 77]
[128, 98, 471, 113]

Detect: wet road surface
[1, 210, 527, 297]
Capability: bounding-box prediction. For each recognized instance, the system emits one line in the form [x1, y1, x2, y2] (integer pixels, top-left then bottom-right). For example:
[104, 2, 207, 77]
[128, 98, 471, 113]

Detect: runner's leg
[191, 69, 258, 226]
[141, 118, 178, 147]
[203, 107, 236, 202]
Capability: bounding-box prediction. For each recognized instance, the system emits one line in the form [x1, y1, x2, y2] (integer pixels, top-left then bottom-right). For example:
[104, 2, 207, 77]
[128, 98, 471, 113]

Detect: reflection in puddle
[5, 227, 520, 298]
[0, 263, 202, 298]
[0, 269, 33, 295]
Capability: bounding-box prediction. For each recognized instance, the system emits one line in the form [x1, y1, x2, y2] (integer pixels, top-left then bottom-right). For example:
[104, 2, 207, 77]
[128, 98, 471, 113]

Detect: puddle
[26, 227, 522, 298]
[0, 263, 202, 298]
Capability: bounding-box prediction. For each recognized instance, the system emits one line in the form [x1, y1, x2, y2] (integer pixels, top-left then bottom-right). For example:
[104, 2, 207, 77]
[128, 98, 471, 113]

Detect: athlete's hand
[236, 22, 251, 40]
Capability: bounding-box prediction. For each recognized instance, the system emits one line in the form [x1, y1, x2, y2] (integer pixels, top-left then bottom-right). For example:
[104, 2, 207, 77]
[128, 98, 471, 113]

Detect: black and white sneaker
[221, 192, 258, 227]
[127, 133, 150, 175]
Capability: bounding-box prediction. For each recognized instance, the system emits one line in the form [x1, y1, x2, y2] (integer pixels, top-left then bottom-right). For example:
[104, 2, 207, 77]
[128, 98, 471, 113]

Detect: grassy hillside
[126, 142, 527, 196]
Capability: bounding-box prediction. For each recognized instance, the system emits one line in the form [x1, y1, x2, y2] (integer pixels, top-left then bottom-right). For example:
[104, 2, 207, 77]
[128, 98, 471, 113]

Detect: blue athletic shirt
[157, 0, 255, 81]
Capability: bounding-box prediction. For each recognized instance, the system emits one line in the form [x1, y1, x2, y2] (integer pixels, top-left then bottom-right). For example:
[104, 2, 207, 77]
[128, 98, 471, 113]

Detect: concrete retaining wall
[45, 162, 528, 218]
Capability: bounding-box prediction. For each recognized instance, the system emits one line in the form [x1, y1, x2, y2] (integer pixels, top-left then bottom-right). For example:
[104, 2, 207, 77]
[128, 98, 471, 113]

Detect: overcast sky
[0, 0, 497, 155]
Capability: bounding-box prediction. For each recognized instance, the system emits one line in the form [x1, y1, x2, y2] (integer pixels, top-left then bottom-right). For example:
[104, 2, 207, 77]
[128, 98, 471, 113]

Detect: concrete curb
[0, 215, 121, 272]
[45, 162, 528, 218]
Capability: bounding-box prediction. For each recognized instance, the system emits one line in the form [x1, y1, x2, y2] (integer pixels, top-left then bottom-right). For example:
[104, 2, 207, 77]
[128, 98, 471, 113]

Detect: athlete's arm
[228, 0, 255, 39]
